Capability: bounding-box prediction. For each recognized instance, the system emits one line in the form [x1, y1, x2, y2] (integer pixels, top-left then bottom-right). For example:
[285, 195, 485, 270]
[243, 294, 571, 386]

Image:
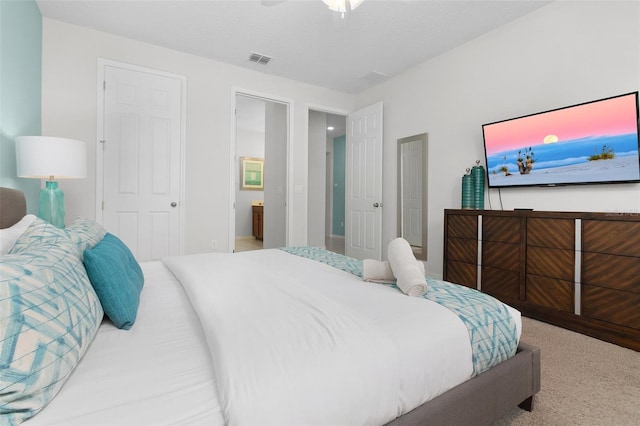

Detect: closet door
[101, 63, 184, 261]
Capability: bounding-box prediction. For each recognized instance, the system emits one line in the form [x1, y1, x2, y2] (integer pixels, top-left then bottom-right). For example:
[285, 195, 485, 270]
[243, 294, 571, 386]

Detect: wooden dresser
[443, 209, 640, 351]
[252, 205, 263, 241]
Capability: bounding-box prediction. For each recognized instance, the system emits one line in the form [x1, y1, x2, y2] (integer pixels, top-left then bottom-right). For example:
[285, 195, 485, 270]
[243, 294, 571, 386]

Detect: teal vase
[39, 181, 65, 228]
[471, 161, 485, 210]
[461, 170, 474, 209]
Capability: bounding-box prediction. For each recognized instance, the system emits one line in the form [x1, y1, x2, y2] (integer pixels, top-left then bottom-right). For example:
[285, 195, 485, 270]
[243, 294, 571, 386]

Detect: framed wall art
[240, 157, 264, 190]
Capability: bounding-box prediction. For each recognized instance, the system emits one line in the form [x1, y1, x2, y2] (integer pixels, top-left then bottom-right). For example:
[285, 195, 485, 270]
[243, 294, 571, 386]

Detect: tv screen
[482, 92, 640, 188]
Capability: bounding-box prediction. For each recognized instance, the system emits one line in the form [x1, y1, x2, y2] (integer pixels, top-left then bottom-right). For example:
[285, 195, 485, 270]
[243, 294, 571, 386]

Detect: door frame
[96, 58, 187, 255]
[230, 87, 293, 252]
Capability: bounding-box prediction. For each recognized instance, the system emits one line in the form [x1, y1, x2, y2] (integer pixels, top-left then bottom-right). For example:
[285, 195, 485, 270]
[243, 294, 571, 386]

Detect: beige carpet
[494, 317, 640, 425]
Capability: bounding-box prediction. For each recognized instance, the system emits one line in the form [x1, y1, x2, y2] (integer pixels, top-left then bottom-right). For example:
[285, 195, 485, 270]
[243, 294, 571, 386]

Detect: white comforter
[163, 249, 521, 425]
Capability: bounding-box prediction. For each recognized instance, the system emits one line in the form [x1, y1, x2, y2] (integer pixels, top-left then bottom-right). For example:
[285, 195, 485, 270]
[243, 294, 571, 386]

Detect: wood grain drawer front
[582, 252, 640, 293]
[447, 238, 477, 264]
[582, 220, 640, 256]
[446, 260, 477, 289]
[526, 246, 574, 282]
[483, 216, 521, 243]
[527, 218, 574, 249]
[448, 214, 478, 239]
[482, 241, 520, 271]
[482, 266, 520, 301]
[582, 285, 640, 330]
[526, 275, 573, 313]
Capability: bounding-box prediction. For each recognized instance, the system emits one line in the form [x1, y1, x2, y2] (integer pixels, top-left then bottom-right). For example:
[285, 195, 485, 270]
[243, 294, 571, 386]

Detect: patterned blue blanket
[279, 246, 518, 377]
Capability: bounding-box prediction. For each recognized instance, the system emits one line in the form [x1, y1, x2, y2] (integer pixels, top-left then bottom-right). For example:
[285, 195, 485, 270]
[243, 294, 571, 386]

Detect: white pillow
[0, 214, 37, 255]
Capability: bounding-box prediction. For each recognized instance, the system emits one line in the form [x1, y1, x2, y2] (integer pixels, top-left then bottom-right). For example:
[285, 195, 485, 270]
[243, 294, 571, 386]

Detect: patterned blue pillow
[83, 233, 144, 330]
[1, 218, 103, 424]
[64, 216, 107, 255]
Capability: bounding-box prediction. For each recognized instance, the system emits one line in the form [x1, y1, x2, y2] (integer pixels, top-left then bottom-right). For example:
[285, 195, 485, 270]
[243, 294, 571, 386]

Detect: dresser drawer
[582, 285, 640, 329]
[582, 220, 640, 256]
[481, 266, 520, 301]
[482, 241, 519, 271]
[581, 252, 640, 293]
[447, 214, 478, 239]
[447, 237, 477, 264]
[446, 260, 477, 289]
[483, 216, 521, 244]
[527, 218, 574, 249]
[526, 274, 573, 313]
[526, 246, 574, 282]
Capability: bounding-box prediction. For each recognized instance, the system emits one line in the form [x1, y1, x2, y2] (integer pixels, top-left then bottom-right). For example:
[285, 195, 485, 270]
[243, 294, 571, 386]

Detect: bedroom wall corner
[354, 0, 640, 278]
[0, 0, 42, 213]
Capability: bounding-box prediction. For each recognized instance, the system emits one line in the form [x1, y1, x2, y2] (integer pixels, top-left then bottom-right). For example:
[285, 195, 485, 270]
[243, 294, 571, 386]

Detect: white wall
[41, 18, 355, 254]
[355, 1, 640, 278]
[308, 110, 327, 247]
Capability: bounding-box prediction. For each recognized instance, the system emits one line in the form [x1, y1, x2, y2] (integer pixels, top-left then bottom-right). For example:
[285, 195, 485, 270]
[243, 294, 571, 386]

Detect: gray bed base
[0, 187, 540, 426]
[388, 341, 541, 426]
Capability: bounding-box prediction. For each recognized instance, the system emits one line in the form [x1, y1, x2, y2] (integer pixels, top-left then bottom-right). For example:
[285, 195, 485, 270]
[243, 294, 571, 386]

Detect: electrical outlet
[211, 240, 218, 250]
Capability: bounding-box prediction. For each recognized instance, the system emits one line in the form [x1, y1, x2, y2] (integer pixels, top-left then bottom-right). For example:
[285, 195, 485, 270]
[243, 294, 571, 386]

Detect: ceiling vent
[249, 52, 273, 65]
[357, 70, 388, 84]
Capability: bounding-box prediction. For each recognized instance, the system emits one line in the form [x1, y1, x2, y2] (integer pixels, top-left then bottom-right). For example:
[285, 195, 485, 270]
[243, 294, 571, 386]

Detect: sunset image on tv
[483, 92, 640, 188]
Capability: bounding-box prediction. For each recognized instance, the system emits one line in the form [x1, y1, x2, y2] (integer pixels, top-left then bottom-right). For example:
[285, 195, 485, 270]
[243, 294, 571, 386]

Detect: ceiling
[36, 0, 551, 94]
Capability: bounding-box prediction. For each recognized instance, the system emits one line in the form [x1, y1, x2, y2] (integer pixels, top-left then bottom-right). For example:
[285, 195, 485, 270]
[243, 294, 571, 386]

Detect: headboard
[0, 187, 27, 229]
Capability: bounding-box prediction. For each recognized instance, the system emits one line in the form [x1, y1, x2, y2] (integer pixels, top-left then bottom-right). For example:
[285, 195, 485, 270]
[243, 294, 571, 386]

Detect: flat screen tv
[482, 92, 640, 188]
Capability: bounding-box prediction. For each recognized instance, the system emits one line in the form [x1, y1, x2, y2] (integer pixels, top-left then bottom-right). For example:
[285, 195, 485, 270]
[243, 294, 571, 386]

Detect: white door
[345, 102, 383, 260]
[101, 65, 183, 261]
[401, 140, 422, 247]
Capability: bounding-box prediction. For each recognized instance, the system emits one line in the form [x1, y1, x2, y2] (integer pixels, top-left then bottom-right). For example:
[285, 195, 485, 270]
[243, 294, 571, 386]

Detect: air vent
[249, 52, 273, 65]
[357, 70, 388, 83]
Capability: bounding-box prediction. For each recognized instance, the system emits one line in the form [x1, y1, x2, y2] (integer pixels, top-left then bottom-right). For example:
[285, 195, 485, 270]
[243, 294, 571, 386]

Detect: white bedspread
[25, 250, 521, 426]
[163, 249, 521, 424]
[25, 261, 225, 426]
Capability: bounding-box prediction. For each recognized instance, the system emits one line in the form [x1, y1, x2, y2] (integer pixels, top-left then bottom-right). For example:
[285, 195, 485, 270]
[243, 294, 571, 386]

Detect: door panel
[345, 102, 383, 260]
[103, 65, 182, 261]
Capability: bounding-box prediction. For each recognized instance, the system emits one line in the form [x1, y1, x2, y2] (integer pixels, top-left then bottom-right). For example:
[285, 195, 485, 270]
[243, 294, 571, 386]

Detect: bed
[0, 186, 540, 426]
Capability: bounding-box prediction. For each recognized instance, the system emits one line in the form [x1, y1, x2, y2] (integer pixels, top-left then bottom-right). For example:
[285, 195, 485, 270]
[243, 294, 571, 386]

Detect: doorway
[233, 93, 289, 252]
[308, 109, 346, 255]
[309, 102, 383, 260]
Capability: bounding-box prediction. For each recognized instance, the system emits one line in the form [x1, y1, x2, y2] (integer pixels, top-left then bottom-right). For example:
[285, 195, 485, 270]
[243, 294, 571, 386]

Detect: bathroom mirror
[397, 133, 428, 260]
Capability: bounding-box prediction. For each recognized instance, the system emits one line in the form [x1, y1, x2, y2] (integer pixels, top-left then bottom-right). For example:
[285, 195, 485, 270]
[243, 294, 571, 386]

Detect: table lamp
[16, 136, 87, 228]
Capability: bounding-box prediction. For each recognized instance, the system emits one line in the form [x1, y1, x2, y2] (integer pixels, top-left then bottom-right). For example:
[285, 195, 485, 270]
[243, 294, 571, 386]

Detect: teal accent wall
[332, 135, 345, 236]
[0, 0, 42, 213]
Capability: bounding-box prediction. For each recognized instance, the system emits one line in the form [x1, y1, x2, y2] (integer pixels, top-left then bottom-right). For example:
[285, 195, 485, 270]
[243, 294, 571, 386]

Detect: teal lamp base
[39, 181, 65, 228]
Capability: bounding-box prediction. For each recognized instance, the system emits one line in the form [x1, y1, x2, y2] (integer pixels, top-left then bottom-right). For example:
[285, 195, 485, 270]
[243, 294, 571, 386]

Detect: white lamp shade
[16, 136, 87, 179]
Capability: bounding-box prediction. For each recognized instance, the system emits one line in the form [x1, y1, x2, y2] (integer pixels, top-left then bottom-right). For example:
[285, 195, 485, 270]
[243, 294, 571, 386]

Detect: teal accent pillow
[2, 218, 103, 424]
[83, 233, 144, 330]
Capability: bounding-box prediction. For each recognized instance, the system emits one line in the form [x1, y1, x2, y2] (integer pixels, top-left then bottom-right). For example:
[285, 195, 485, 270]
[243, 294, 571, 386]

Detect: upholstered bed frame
[0, 187, 540, 425]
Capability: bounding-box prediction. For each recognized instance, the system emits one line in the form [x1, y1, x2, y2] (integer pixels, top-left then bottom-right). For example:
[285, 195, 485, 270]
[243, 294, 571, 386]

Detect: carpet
[494, 317, 640, 425]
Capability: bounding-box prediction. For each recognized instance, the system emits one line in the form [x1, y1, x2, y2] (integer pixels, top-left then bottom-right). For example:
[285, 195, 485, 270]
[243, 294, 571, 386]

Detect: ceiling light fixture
[327, 126, 334, 131]
[323, 0, 365, 18]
